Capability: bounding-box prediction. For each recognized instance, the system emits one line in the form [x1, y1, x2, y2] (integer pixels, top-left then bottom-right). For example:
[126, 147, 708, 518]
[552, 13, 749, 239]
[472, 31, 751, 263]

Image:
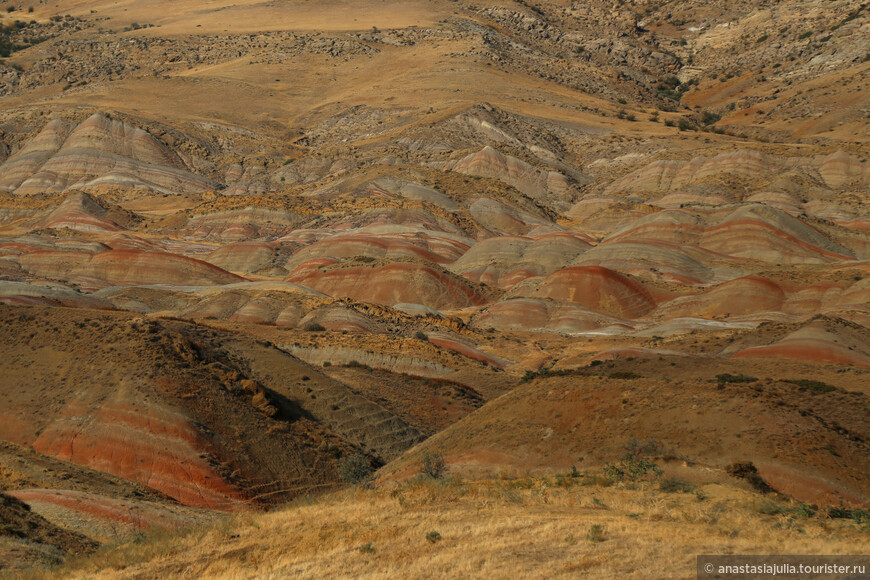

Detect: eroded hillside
[0, 0, 868, 575]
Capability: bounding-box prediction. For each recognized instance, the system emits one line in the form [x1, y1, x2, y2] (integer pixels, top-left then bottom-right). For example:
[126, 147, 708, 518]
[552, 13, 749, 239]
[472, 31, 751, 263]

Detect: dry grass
[31, 477, 869, 579]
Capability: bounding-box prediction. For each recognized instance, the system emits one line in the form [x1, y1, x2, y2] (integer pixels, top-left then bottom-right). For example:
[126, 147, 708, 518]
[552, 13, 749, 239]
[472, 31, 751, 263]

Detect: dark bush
[677, 118, 695, 131]
[420, 450, 447, 479]
[716, 373, 757, 384]
[785, 379, 835, 393]
[659, 477, 696, 493]
[586, 524, 606, 543]
[339, 453, 374, 485]
[603, 453, 662, 483]
[725, 461, 775, 493]
[701, 110, 721, 125]
[609, 371, 641, 380]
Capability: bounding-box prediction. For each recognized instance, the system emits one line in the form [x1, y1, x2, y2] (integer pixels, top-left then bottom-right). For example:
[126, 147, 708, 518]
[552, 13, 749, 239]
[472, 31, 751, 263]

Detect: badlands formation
[0, 0, 868, 576]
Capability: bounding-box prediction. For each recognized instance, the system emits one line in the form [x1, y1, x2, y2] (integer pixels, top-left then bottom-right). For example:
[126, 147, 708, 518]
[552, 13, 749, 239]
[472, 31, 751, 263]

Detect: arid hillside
[0, 0, 868, 575]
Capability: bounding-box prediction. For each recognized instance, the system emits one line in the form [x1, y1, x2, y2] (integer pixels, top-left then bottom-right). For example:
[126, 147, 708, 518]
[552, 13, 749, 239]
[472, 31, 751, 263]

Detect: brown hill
[0, 305, 425, 510]
[383, 355, 870, 508]
[0, 0, 867, 574]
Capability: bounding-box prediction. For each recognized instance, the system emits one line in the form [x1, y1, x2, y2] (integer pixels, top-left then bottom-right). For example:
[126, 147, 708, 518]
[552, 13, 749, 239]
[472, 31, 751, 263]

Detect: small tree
[420, 450, 447, 479]
[339, 453, 373, 485]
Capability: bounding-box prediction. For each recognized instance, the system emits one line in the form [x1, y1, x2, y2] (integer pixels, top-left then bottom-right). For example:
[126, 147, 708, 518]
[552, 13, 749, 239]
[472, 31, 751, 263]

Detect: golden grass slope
[30, 478, 870, 580]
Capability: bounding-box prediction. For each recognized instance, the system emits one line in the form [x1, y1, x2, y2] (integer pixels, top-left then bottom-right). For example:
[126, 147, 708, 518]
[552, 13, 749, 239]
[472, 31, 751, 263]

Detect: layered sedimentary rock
[443, 146, 580, 206]
[178, 208, 303, 241]
[733, 317, 870, 367]
[286, 261, 488, 310]
[700, 205, 854, 264]
[364, 177, 460, 211]
[206, 242, 295, 275]
[654, 276, 787, 319]
[0, 308, 426, 511]
[425, 332, 510, 368]
[467, 197, 555, 235]
[35, 192, 122, 233]
[471, 298, 624, 333]
[605, 150, 869, 196]
[450, 232, 592, 289]
[18, 249, 245, 288]
[510, 265, 657, 319]
[573, 242, 717, 284]
[29, 401, 247, 511]
[283, 230, 470, 272]
[0, 114, 217, 195]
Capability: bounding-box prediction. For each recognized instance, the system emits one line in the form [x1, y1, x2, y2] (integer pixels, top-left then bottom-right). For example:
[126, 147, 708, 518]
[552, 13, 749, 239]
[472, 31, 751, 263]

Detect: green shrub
[828, 507, 869, 523]
[659, 477, 695, 493]
[701, 110, 721, 125]
[586, 524, 606, 543]
[304, 322, 325, 332]
[797, 504, 816, 518]
[758, 500, 787, 515]
[785, 379, 835, 393]
[716, 373, 757, 384]
[425, 531, 442, 543]
[603, 453, 662, 483]
[609, 371, 641, 380]
[420, 450, 447, 479]
[358, 542, 375, 554]
[414, 331, 428, 340]
[339, 453, 374, 485]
